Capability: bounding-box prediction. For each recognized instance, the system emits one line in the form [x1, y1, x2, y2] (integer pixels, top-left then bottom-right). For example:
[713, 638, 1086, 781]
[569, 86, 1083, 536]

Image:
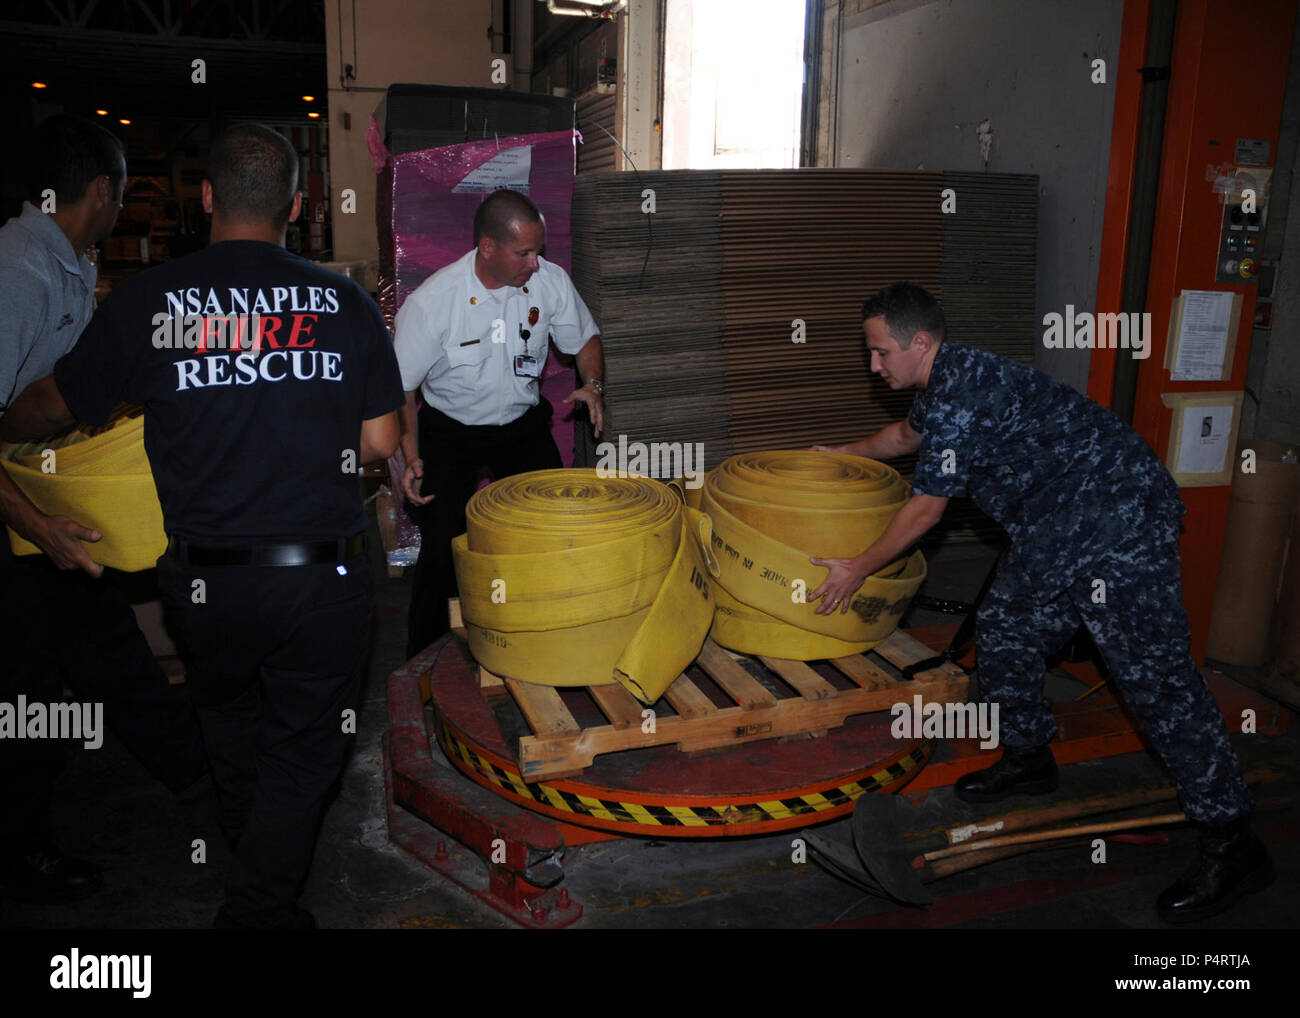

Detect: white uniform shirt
[393, 250, 598, 427]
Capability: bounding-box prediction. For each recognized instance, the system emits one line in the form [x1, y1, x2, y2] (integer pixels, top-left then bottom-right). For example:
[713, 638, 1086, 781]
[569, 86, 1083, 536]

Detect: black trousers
[406, 400, 561, 659]
[0, 541, 206, 858]
[157, 550, 373, 928]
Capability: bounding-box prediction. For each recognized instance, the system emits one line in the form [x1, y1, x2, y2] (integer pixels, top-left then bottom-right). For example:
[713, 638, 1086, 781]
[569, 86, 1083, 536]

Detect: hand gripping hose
[4, 413, 166, 572]
[451, 469, 718, 703]
[687, 451, 927, 658]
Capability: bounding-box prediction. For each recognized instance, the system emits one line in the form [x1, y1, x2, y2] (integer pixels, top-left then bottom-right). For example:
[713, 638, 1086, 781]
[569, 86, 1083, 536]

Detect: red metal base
[385, 624, 1289, 926]
[385, 643, 584, 928]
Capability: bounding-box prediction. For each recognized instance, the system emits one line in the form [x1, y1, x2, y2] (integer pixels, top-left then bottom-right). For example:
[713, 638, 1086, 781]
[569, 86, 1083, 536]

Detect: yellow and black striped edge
[437, 720, 932, 833]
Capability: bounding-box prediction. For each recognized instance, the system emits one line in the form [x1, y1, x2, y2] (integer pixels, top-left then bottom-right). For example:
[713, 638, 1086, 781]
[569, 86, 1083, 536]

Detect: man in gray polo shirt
[0, 115, 205, 904]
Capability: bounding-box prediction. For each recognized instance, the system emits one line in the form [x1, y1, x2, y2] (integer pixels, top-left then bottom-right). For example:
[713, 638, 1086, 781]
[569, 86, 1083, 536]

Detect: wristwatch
[585, 378, 605, 396]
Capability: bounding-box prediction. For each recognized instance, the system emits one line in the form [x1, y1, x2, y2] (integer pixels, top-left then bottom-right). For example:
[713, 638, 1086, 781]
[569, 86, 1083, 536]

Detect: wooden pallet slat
[828, 654, 895, 690]
[873, 629, 943, 669]
[873, 630, 968, 685]
[505, 678, 580, 737]
[588, 683, 646, 729]
[758, 656, 837, 700]
[696, 639, 778, 708]
[663, 676, 718, 719]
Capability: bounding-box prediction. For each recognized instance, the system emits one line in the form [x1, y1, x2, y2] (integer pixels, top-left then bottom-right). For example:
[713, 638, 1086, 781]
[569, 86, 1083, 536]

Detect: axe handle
[923, 795, 1291, 864]
[929, 785, 1180, 847]
[913, 765, 1275, 848]
[926, 836, 1088, 878]
[922, 812, 1188, 863]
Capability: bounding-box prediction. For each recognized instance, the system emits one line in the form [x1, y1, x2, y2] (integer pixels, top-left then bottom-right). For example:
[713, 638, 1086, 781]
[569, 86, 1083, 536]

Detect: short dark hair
[861, 282, 946, 349]
[29, 114, 126, 205]
[473, 189, 543, 245]
[208, 123, 299, 226]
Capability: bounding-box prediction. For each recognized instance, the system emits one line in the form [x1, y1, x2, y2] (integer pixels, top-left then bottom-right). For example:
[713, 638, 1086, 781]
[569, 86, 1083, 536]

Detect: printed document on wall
[1171, 290, 1234, 381]
[1174, 403, 1234, 475]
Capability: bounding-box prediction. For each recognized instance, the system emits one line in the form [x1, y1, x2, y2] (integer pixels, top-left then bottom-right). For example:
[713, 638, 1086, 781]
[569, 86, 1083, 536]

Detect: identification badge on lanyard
[514, 314, 541, 377]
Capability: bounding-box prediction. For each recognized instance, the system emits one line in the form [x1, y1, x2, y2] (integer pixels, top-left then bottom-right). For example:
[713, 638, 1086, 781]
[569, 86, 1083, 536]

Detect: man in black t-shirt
[4, 123, 404, 929]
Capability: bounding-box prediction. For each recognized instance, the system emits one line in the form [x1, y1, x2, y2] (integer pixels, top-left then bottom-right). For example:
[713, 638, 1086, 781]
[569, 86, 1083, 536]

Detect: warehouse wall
[1244, 15, 1300, 446]
[324, 0, 505, 284]
[1249, 162, 1300, 445]
[822, 0, 1125, 391]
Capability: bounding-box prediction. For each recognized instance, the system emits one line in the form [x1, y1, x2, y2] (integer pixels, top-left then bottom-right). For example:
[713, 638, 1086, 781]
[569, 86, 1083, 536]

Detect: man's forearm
[575, 335, 605, 385]
[0, 461, 43, 536]
[0, 376, 74, 442]
[399, 390, 421, 462]
[843, 421, 918, 460]
[852, 494, 946, 576]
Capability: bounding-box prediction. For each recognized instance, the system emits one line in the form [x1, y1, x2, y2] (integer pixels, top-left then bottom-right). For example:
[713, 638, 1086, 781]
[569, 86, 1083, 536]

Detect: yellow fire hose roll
[690, 451, 927, 658]
[451, 469, 718, 703]
[4, 413, 166, 572]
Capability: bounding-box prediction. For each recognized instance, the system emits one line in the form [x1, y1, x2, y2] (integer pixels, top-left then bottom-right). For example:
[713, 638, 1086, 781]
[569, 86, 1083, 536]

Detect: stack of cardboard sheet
[572, 168, 1038, 542]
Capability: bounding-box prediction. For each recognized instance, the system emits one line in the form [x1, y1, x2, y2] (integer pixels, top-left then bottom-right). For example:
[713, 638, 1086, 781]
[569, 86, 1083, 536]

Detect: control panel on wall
[1216, 149, 1270, 285]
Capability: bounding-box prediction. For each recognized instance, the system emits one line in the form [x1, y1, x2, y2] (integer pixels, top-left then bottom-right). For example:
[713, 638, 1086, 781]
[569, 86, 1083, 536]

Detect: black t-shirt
[54, 240, 403, 545]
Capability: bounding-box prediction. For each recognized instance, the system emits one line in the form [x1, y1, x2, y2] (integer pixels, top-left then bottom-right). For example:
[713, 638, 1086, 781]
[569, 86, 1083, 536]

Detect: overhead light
[32, 82, 47, 89]
[95, 109, 108, 116]
[302, 95, 315, 102]
[119, 118, 131, 125]
[307, 111, 320, 119]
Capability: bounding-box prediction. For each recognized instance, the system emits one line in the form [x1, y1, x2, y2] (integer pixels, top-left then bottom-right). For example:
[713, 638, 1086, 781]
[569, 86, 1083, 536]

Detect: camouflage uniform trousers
[975, 508, 1252, 822]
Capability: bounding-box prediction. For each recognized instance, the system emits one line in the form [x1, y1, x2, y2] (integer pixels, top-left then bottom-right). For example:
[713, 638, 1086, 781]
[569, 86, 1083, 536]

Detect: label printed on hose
[710, 532, 753, 570]
[468, 624, 509, 649]
[759, 567, 789, 588]
[855, 594, 913, 625]
[688, 565, 710, 599]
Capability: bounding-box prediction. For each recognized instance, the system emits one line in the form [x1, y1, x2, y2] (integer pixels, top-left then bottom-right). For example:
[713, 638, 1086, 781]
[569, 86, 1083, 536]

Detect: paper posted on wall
[1171, 290, 1235, 381]
[1175, 403, 1234, 475]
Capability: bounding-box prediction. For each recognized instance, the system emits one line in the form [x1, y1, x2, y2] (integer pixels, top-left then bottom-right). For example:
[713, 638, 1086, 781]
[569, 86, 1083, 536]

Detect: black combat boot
[1157, 816, 1274, 923]
[953, 744, 1058, 803]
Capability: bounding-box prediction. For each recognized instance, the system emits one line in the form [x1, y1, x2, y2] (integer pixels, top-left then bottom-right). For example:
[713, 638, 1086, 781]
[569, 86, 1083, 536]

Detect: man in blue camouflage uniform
[811, 282, 1271, 923]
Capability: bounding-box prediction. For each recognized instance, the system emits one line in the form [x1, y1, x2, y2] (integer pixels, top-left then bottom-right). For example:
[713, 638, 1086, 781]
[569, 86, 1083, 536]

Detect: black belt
[166, 534, 366, 567]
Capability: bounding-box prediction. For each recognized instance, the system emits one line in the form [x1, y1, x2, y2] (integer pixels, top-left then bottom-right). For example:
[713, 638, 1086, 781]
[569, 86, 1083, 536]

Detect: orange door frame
[1090, 0, 1296, 663]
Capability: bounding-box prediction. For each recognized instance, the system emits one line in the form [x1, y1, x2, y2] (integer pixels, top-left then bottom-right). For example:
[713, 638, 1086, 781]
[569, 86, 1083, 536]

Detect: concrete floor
[2, 510, 1296, 932]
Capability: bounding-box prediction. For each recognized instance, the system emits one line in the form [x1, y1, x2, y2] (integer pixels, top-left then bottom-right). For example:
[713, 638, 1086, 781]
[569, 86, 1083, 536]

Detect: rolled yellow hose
[691, 451, 926, 658]
[451, 469, 717, 703]
[4, 413, 166, 572]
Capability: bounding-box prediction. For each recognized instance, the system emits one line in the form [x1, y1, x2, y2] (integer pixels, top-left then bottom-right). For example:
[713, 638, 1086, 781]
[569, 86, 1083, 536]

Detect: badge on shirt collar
[528, 306, 540, 326]
[514, 354, 541, 378]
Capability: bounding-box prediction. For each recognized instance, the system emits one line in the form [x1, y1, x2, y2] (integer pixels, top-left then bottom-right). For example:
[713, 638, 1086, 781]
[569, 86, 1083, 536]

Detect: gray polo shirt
[0, 202, 97, 416]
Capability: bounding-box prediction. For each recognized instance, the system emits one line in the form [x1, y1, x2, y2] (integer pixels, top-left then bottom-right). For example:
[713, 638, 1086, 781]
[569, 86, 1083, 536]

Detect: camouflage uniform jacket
[907, 342, 1184, 601]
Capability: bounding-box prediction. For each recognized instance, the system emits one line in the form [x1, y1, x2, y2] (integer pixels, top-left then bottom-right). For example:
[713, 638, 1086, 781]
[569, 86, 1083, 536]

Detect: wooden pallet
[448, 600, 970, 781]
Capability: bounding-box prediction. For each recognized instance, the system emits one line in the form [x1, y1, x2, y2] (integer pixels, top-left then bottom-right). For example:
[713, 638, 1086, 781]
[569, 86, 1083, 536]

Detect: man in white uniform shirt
[393, 189, 605, 657]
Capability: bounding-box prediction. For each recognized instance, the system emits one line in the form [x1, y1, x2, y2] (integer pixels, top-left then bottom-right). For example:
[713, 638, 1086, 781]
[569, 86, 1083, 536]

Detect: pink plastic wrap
[378, 129, 577, 315]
